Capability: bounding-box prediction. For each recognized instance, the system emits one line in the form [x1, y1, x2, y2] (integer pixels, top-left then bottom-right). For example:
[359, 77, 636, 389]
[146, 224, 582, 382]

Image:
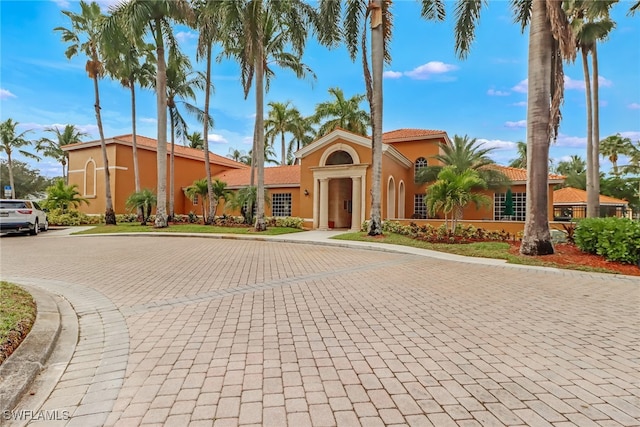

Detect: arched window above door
[326, 150, 354, 165]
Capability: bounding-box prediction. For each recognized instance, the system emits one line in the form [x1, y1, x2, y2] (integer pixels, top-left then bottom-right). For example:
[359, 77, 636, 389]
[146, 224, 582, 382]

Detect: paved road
[1, 230, 639, 426]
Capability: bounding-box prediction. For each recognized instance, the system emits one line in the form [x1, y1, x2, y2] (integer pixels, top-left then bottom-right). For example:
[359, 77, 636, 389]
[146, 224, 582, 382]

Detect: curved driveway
[1, 231, 639, 426]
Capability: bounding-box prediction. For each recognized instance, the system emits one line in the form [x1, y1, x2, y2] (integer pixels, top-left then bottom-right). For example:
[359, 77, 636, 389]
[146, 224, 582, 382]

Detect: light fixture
[304, 189, 309, 196]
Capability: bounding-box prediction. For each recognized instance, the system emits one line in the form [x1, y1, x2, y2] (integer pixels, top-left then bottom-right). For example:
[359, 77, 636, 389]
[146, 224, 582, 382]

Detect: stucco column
[350, 176, 362, 231]
[319, 178, 329, 230]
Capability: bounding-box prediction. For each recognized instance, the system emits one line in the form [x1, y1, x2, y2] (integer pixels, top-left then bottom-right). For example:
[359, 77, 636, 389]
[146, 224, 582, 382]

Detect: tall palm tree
[416, 134, 510, 189]
[508, 141, 527, 169]
[565, 0, 616, 218]
[265, 101, 297, 165]
[288, 110, 316, 165]
[312, 87, 370, 136]
[556, 154, 587, 189]
[55, 1, 116, 224]
[454, 0, 575, 255]
[109, 0, 193, 228]
[600, 133, 632, 176]
[227, 148, 250, 163]
[36, 125, 88, 185]
[195, 0, 223, 224]
[221, 0, 315, 231]
[0, 119, 39, 199]
[102, 18, 156, 202]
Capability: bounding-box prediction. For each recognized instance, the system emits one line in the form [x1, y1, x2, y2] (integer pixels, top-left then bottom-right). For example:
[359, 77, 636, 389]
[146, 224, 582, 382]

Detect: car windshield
[0, 201, 28, 209]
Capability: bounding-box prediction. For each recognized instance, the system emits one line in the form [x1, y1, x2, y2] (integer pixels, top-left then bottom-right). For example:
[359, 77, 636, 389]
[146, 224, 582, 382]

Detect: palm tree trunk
[583, 49, 597, 218]
[592, 42, 601, 217]
[154, 19, 168, 228]
[254, 41, 267, 232]
[520, 0, 554, 256]
[7, 153, 15, 199]
[281, 133, 286, 166]
[203, 42, 215, 224]
[169, 109, 176, 221]
[367, 0, 383, 236]
[62, 158, 68, 186]
[93, 75, 116, 225]
[130, 81, 143, 221]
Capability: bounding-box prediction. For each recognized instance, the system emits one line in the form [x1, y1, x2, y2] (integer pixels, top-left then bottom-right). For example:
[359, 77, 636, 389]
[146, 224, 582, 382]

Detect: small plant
[575, 217, 640, 264]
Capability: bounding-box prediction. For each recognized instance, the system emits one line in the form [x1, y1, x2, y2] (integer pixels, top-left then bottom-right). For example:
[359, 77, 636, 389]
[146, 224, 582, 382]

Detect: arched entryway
[387, 176, 396, 219]
[314, 144, 367, 231]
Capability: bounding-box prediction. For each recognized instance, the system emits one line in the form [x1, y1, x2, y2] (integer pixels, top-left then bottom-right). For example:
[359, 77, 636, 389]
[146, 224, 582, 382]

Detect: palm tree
[600, 134, 632, 176]
[44, 179, 89, 213]
[102, 15, 155, 203]
[312, 87, 370, 136]
[210, 178, 232, 218]
[36, 125, 88, 185]
[565, 0, 616, 218]
[186, 131, 205, 150]
[508, 141, 527, 169]
[195, 0, 223, 224]
[109, 0, 193, 228]
[416, 134, 510, 189]
[227, 148, 251, 164]
[265, 101, 297, 165]
[0, 119, 39, 199]
[425, 166, 491, 233]
[317, 0, 446, 236]
[288, 110, 316, 165]
[184, 178, 210, 222]
[55, 1, 116, 224]
[556, 154, 587, 189]
[226, 185, 271, 225]
[454, 0, 575, 255]
[220, 0, 315, 231]
[125, 188, 157, 224]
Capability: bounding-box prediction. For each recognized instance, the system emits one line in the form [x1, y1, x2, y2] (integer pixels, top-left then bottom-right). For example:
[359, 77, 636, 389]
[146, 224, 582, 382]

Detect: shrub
[47, 208, 101, 226]
[574, 217, 640, 264]
[269, 217, 304, 229]
[361, 220, 514, 243]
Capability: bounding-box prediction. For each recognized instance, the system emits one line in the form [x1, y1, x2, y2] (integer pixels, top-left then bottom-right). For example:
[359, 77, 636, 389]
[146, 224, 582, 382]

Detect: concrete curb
[0, 286, 61, 413]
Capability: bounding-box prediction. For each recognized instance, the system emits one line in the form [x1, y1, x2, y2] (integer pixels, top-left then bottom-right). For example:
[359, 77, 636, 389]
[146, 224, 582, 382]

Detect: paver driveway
[1, 231, 639, 427]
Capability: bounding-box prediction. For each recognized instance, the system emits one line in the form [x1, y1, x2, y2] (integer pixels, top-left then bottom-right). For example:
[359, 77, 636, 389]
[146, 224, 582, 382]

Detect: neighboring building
[63, 129, 565, 230]
[553, 187, 630, 220]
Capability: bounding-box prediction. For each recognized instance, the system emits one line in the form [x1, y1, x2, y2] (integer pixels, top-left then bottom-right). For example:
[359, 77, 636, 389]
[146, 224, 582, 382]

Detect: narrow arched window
[414, 157, 427, 182]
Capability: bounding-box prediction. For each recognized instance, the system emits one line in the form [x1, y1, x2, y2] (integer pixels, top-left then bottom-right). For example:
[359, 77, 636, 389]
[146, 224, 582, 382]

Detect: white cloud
[512, 79, 528, 93]
[176, 31, 197, 44]
[242, 136, 253, 145]
[555, 133, 586, 147]
[404, 61, 458, 80]
[383, 71, 403, 79]
[565, 75, 613, 90]
[512, 101, 527, 107]
[140, 117, 157, 124]
[628, 103, 640, 110]
[477, 138, 517, 150]
[207, 133, 228, 144]
[504, 120, 527, 129]
[0, 89, 16, 100]
[51, 0, 70, 7]
[620, 131, 640, 141]
[487, 89, 510, 96]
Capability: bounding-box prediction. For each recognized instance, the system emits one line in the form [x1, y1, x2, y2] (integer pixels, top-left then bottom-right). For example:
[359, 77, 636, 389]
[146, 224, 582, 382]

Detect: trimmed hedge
[361, 220, 515, 243]
[47, 209, 101, 226]
[574, 217, 640, 264]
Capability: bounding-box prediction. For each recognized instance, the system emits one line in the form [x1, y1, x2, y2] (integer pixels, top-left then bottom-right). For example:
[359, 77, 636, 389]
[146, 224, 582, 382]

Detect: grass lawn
[73, 223, 305, 236]
[332, 232, 622, 275]
[0, 281, 36, 365]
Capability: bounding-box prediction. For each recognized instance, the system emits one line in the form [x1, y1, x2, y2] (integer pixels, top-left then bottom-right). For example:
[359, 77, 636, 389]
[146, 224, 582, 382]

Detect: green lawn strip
[73, 224, 304, 236]
[332, 232, 617, 274]
[0, 281, 37, 365]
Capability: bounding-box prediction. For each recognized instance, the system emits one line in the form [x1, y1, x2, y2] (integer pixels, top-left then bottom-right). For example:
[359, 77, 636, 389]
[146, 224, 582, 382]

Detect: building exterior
[63, 129, 564, 230]
[553, 187, 631, 219]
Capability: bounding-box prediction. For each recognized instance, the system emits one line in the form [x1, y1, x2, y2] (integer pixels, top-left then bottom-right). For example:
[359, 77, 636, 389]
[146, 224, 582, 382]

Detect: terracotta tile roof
[111, 134, 248, 169]
[382, 128, 446, 141]
[554, 187, 629, 205]
[215, 165, 301, 188]
[63, 134, 247, 169]
[486, 165, 565, 182]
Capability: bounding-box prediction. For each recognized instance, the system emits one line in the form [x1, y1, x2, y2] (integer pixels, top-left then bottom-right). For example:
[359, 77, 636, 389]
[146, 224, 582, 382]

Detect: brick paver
[1, 232, 639, 426]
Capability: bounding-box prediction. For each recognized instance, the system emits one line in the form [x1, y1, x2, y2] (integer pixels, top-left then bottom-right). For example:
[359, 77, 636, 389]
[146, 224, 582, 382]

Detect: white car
[0, 199, 49, 235]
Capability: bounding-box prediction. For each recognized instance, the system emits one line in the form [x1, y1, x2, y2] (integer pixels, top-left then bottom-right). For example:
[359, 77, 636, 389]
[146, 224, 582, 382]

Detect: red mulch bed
[509, 242, 640, 276]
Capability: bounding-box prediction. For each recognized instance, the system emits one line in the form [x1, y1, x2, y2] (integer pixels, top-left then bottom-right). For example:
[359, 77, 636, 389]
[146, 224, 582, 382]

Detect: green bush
[47, 208, 101, 226]
[574, 217, 640, 264]
[360, 220, 514, 243]
[268, 217, 304, 229]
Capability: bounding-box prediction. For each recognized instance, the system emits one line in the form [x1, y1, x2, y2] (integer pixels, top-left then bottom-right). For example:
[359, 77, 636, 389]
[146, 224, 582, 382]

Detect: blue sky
[1, 0, 639, 178]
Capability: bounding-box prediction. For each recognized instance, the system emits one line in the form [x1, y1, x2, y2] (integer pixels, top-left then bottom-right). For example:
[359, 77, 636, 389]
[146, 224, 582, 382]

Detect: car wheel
[42, 220, 49, 232]
[30, 220, 39, 236]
